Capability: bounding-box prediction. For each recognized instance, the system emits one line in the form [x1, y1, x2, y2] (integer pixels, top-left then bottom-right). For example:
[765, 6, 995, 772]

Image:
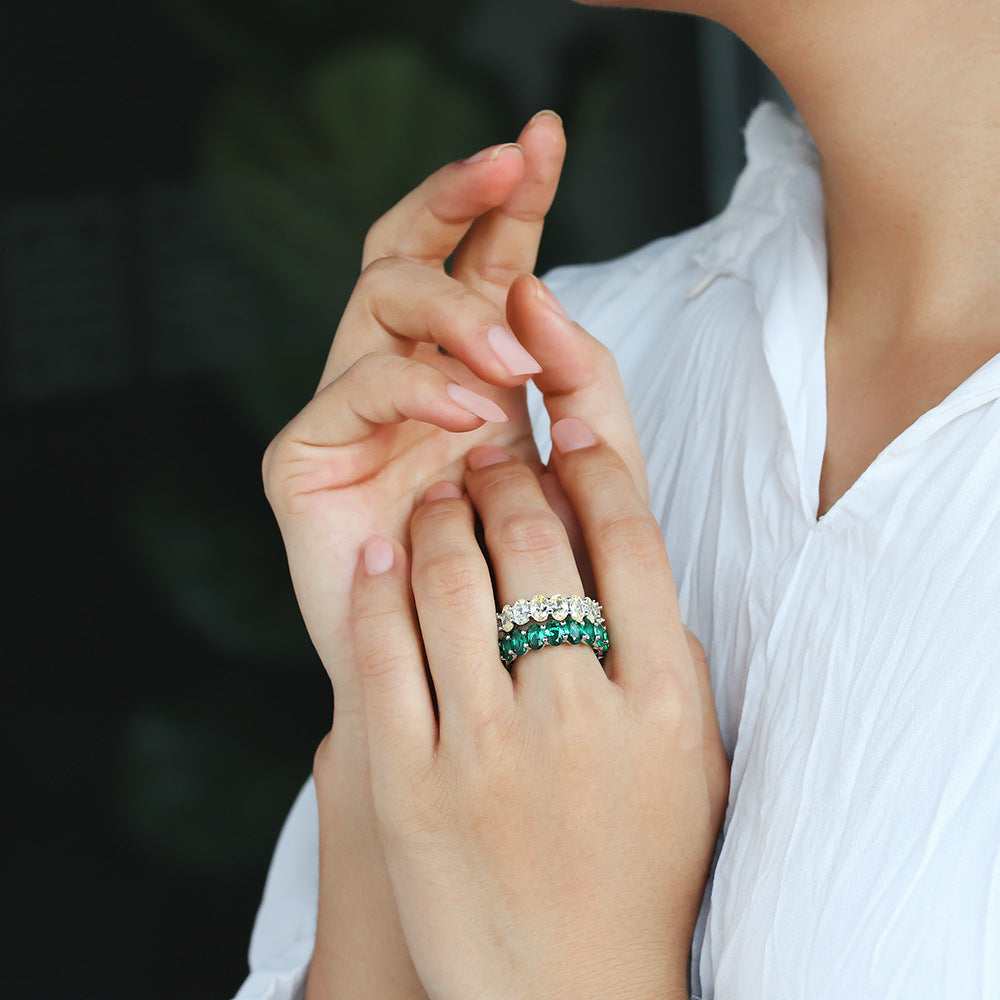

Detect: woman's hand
[275, 111, 650, 999]
[291, 112, 565, 1000]
[352, 423, 729, 1000]
[263, 112, 566, 714]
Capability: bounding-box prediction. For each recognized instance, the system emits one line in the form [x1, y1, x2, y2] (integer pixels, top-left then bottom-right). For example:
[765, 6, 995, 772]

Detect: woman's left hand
[351, 419, 729, 1000]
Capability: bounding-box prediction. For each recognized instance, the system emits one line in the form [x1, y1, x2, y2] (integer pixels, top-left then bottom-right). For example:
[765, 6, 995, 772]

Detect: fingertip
[424, 481, 464, 503]
[466, 445, 511, 471]
[533, 275, 571, 321]
[445, 383, 509, 423]
[462, 141, 524, 166]
[524, 108, 564, 134]
[363, 535, 395, 576]
[551, 417, 597, 454]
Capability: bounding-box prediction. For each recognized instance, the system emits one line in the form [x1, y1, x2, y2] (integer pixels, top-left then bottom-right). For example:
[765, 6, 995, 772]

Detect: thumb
[506, 274, 648, 502]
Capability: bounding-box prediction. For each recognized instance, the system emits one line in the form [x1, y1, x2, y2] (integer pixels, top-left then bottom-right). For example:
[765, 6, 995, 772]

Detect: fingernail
[467, 445, 510, 470]
[551, 417, 596, 453]
[364, 535, 394, 576]
[462, 142, 523, 165]
[486, 325, 542, 376]
[534, 276, 570, 321]
[527, 108, 563, 128]
[424, 481, 463, 502]
[445, 382, 509, 423]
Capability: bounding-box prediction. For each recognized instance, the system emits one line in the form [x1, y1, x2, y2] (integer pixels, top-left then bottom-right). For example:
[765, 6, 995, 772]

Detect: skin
[265, 0, 1000, 994]
[581, 0, 1000, 516]
[265, 112, 656, 1000]
[352, 427, 727, 1000]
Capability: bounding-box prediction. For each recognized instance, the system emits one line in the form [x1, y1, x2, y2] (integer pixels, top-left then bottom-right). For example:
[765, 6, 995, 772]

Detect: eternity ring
[496, 594, 610, 667]
[499, 618, 610, 666]
[496, 594, 604, 633]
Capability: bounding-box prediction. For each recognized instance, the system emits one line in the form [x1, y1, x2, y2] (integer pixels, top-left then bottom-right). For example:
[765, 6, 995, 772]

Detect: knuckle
[355, 254, 398, 294]
[586, 336, 617, 375]
[312, 732, 336, 785]
[495, 508, 567, 558]
[417, 549, 480, 603]
[411, 495, 462, 535]
[593, 508, 664, 565]
[362, 215, 393, 263]
[261, 431, 291, 504]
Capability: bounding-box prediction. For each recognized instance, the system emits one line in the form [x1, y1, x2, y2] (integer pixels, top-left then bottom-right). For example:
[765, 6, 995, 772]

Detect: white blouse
[233, 103, 1000, 1000]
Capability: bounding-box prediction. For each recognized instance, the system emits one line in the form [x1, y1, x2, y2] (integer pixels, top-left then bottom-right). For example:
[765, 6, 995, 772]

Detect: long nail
[534, 276, 570, 320]
[467, 445, 510, 470]
[462, 142, 523, 165]
[445, 383, 509, 423]
[551, 417, 596, 453]
[527, 109, 563, 128]
[487, 326, 542, 376]
[364, 536, 394, 575]
[424, 481, 463, 502]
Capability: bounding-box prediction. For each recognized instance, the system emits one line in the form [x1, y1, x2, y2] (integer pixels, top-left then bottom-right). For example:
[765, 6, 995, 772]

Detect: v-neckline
[810, 342, 1000, 524]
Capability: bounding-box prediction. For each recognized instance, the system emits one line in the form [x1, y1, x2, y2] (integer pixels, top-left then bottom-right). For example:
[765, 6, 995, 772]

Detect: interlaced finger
[361, 143, 525, 270]
[463, 448, 603, 694]
[451, 111, 567, 310]
[547, 419, 692, 701]
[322, 259, 541, 391]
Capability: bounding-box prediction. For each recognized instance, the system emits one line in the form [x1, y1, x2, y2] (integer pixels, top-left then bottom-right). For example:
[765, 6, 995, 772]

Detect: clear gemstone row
[497, 594, 604, 634]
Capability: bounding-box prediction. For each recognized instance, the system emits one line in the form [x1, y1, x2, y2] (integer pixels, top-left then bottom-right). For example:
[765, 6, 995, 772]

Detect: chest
[818, 333, 1000, 517]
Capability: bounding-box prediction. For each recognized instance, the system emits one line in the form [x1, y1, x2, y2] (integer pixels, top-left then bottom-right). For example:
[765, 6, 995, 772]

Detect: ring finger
[463, 447, 605, 692]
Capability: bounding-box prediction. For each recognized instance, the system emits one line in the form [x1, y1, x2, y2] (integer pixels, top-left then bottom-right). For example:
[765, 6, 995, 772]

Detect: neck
[736, 1, 1000, 351]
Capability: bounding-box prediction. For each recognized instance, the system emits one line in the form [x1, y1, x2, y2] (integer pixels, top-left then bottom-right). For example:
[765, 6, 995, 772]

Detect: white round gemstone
[568, 595, 585, 622]
[511, 599, 531, 625]
[549, 595, 569, 621]
[530, 595, 549, 622]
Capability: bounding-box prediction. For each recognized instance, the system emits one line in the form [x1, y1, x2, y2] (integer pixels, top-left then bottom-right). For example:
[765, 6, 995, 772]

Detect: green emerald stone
[543, 623, 564, 645]
[526, 623, 545, 650]
[566, 620, 583, 644]
[581, 621, 596, 643]
[510, 631, 530, 655]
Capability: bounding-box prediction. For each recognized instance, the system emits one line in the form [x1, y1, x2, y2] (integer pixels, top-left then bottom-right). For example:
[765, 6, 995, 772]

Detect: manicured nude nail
[486, 325, 542, 376]
[527, 109, 563, 128]
[424, 481, 463, 503]
[462, 142, 523, 165]
[467, 445, 510, 470]
[534, 276, 570, 320]
[364, 536, 394, 576]
[551, 417, 596, 453]
[445, 382, 509, 423]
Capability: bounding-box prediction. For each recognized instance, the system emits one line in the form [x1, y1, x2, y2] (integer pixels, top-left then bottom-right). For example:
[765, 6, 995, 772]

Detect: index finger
[361, 143, 526, 270]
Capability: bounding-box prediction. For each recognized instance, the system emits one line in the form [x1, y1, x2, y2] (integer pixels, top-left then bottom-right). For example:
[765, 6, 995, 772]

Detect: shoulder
[541, 100, 821, 357]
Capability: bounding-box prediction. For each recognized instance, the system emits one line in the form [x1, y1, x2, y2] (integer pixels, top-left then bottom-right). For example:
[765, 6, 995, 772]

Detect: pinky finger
[353, 537, 437, 793]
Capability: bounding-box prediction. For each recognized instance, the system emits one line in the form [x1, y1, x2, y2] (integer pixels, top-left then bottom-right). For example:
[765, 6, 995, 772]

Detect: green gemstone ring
[498, 614, 610, 667]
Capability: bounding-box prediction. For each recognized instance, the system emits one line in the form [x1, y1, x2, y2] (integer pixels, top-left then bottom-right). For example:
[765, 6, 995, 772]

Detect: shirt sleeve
[231, 777, 320, 1000]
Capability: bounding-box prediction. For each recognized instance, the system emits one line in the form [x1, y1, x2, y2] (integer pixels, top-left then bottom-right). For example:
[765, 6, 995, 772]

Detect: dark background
[2, 1, 783, 996]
